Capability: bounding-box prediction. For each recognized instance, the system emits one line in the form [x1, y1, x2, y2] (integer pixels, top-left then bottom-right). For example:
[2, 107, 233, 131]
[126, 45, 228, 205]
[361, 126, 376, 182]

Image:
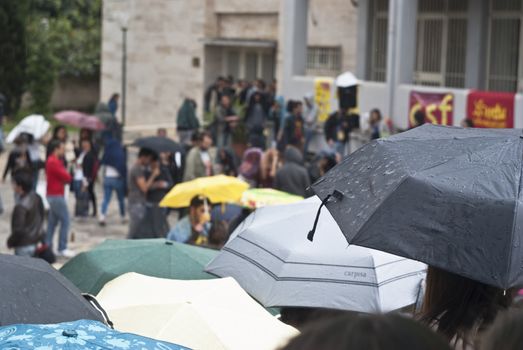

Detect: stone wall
[308, 0, 358, 74]
[101, 0, 206, 130]
[101, 0, 358, 131]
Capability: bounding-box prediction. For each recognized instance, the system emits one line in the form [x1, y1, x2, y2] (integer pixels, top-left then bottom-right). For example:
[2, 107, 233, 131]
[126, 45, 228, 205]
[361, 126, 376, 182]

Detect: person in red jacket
[45, 140, 74, 257]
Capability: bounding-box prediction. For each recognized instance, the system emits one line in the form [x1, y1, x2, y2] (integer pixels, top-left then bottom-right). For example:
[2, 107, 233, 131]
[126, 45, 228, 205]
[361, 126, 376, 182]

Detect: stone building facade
[101, 0, 358, 131]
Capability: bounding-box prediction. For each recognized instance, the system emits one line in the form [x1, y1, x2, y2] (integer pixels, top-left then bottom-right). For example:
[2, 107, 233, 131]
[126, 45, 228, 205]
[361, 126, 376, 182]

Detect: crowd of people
[1, 76, 521, 350]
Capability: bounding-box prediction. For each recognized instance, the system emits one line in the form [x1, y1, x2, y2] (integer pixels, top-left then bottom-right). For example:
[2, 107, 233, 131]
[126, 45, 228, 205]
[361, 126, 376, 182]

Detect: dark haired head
[138, 148, 157, 159]
[286, 100, 296, 113]
[190, 195, 210, 208]
[13, 170, 34, 193]
[110, 93, 120, 100]
[281, 313, 451, 350]
[48, 139, 64, 155]
[419, 266, 511, 345]
[413, 110, 426, 126]
[53, 125, 67, 140]
[208, 220, 229, 248]
[370, 108, 382, 121]
[462, 118, 474, 128]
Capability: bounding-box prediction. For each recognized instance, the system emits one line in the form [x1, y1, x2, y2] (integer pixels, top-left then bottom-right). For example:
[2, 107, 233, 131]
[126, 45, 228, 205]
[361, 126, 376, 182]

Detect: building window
[222, 48, 275, 82]
[414, 0, 468, 88]
[306, 46, 341, 76]
[487, 0, 522, 92]
[367, 0, 388, 82]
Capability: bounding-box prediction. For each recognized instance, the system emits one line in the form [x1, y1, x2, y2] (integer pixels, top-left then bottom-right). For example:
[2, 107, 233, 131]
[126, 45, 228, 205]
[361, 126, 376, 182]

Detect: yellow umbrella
[240, 188, 304, 209]
[159, 175, 249, 208]
[97, 273, 298, 350]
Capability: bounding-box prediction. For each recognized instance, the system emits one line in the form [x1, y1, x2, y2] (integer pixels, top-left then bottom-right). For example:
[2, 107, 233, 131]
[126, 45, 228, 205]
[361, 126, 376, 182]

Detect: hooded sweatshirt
[274, 146, 311, 197]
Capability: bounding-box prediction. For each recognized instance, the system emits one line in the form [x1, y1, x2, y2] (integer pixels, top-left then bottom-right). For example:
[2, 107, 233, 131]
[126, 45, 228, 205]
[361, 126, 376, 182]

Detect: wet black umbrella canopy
[0, 254, 105, 326]
[311, 124, 523, 289]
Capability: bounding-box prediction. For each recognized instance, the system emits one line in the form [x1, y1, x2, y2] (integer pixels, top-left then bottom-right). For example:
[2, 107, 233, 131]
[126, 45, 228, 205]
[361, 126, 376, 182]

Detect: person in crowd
[177, 98, 200, 147]
[411, 110, 426, 129]
[95, 102, 121, 142]
[216, 148, 238, 177]
[227, 207, 253, 235]
[141, 157, 173, 238]
[46, 125, 68, 163]
[308, 151, 338, 184]
[461, 118, 474, 128]
[260, 148, 279, 188]
[157, 127, 167, 138]
[72, 139, 99, 218]
[108, 93, 119, 117]
[0, 92, 6, 152]
[99, 135, 127, 226]
[237, 79, 251, 106]
[280, 313, 452, 350]
[167, 195, 211, 245]
[303, 93, 318, 155]
[481, 309, 523, 350]
[26, 133, 44, 189]
[419, 266, 511, 349]
[282, 100, 305, 152]
[183, 131, 218, 181]
[269, 98, 284, 144]
[7, 170, 45, 257]
[204, 76, 227, 114]
[244, 91, 269, 140]
[3, 134, 32, 184]
[127, 148, 160, 238]
[207, 220, 230, 249]
[367, 108, 384, 140]
[238, 148, 263, 188]
[45, 140, 74, 257]
[211, 203, 242, 225]
[324, 108, 351, 158]
[214, 94, 238, 148]
[274, 145, 311, 197]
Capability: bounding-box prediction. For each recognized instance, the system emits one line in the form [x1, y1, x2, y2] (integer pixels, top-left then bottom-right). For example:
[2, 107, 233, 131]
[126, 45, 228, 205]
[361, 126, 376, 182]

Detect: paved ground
[0, 138, 177, 268]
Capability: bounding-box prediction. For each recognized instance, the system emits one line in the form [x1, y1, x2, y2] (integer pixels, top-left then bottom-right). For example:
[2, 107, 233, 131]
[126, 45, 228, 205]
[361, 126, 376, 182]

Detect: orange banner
[467, 91, 514, 128]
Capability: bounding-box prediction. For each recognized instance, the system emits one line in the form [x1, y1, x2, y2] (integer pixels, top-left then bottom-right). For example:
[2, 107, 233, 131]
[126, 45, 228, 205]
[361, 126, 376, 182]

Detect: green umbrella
[59, 239, 218, 295]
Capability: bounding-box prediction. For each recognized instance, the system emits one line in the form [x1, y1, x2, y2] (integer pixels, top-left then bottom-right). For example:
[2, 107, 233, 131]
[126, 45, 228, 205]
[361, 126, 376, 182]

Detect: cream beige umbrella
[96, 273, 298, 350]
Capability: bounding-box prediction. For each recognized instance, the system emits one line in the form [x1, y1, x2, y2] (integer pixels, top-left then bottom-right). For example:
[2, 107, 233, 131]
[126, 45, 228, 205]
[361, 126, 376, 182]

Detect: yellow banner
[314, 78, 333, 122]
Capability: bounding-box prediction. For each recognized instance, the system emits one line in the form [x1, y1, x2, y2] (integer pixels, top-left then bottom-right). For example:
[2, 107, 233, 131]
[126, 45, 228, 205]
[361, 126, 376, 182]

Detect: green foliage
[1, 0, 102, 115]
[0, 1, 29, 113]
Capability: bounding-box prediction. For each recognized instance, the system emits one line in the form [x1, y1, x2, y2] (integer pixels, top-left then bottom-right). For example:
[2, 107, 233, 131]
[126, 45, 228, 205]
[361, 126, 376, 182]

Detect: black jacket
[8, 192, 45, 248]
[274, 147, 311, 197]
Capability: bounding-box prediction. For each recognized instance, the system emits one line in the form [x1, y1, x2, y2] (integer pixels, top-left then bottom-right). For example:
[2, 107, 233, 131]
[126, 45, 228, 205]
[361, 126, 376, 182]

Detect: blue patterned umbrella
[0, 319, 190, 350]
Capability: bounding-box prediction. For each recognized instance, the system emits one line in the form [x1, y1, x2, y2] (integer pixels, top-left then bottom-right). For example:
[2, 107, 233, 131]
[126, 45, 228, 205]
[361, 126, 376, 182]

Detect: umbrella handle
[307, 194, 332, 242]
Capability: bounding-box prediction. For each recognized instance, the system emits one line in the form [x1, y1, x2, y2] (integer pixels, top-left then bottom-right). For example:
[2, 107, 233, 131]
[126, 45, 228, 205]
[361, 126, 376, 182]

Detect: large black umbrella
[311, 124, 523, 289]
[133, 136, 183, 154]
[0, 254, 105, 326]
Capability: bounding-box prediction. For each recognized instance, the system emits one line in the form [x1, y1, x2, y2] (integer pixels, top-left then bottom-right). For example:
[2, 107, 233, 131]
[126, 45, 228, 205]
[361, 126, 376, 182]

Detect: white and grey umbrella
[6, 114, 50, 143]
[205, 197, 426, 313]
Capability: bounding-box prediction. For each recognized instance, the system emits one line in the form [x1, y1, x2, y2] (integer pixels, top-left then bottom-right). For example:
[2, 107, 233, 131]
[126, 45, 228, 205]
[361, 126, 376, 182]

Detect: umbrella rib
[377, 269, 428, 287]
[235, 236, 391, 270]
[222, 247, 381, 287]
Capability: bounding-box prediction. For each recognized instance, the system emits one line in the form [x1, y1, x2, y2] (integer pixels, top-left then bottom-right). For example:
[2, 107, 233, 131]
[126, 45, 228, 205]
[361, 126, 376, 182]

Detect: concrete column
[465, 0, 488, 89]
[278, 0, 309, 97]
[356, 0, 371, 79]
[385, 0, 418, 118]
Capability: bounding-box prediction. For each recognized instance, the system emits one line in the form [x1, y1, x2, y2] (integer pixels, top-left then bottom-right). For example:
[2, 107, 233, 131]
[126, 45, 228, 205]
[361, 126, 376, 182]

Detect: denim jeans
[304, 127, 315, 155]
[15, 244, 36, 257]
[101, 177, 126, 217]
[46, 196, 70, 251]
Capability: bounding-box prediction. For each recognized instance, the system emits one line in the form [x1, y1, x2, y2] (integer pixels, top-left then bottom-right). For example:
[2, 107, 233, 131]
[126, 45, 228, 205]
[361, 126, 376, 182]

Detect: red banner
[467, 90, 515, 128]
[409, 91, 454, 127]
